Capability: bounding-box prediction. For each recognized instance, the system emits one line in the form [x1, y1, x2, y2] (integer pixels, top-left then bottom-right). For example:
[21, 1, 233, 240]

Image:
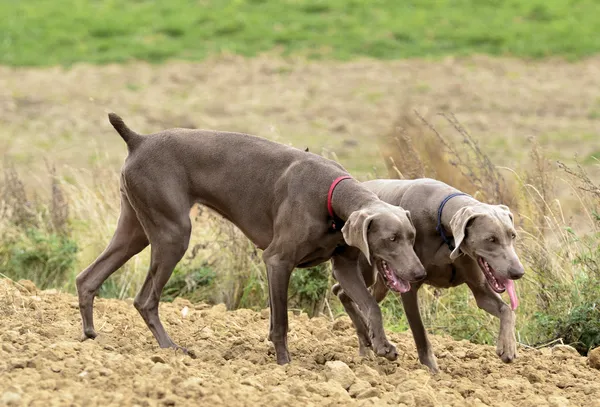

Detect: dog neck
[439, 194, 478, 236]
[329, 179, 380, 221]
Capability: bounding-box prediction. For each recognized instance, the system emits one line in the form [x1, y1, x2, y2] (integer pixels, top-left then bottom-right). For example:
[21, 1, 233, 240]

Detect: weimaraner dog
[75, 114, 426, 364]
[332, 178, 524, 372]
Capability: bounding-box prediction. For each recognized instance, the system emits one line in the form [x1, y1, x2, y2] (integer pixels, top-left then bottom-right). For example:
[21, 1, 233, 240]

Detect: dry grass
[2, 55, 600, 192]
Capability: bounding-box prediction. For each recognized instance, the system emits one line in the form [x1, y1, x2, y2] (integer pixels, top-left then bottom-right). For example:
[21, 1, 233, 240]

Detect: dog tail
[108, 113, 142, 149]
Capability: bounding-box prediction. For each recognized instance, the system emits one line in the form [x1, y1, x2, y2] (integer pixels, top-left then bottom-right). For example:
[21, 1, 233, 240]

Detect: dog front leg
[401, 287, 439, 373]
[263, 252, 294, 365]
[332, 254, 398, 361]
[332, 283, 373, 357]
[468, 282, 517, 363]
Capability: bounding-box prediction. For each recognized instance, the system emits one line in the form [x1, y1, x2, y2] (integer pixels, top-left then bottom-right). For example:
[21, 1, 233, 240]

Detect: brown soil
[2, 278, 599, 407]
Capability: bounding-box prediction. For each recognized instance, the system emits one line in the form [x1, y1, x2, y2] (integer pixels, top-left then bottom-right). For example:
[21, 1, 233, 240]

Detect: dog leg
[130, 193, 192, 351]
[76, 194, 149, 341]
[468, 282, 517, 363]
[263, 252, 294, 365]
[332, 254, 397, 361]
[400, 287, 439, 373]
[332, 283, 373, 357]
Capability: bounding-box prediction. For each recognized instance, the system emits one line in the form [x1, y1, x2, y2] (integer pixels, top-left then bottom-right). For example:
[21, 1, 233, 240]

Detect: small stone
[413, 390, 436, 407]
[2, 343, 17, 353]
[349, 379, 372, 398]
[395, 392, 415, 406]
[260, 308, 270, 319]
[523, 367, 544, 384]
[455, 350, 467, 359]
[588, 347, 600, 369]
[306, 382, 351, 400]
[548, 395, 570, 407]
[325, 360, 356, 390]
[50, 364, 62, 373]
[98, 368, 113, 377]
[354, 365, 380, 386]
[1, 391, 21, 406]
[150, 363, 173, 376]
[151, 355, 167, 364]
[356, 387, 380, 399]
[287, 383, 309, 398]
[357, 398, 381, 406]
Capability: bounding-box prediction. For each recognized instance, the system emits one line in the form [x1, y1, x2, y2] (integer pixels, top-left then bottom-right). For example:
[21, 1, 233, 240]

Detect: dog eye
[511, 232, 517, 239]
[488, 237, 496, 243]
[389, 236, 396, 242]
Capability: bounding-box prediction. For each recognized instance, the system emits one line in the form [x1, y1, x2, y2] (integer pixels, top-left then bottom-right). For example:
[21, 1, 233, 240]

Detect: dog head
[342, 203, 426, 293]
[449, 203, 524, 309]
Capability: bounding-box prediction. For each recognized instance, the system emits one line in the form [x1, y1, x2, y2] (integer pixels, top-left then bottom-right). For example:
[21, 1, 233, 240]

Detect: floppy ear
[341, 210, 377, 265]
[404, 210, 414, 228]
[496, 204, 514, 225]
[448, 206, 480, 260]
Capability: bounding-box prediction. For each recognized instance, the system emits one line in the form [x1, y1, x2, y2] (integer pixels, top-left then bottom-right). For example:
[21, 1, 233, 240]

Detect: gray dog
[75, 114, 426, 364]
[332, 178, 524, 372]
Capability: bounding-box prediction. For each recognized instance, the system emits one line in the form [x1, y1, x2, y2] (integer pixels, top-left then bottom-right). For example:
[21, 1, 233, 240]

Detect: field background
[1, 0, 599, 356]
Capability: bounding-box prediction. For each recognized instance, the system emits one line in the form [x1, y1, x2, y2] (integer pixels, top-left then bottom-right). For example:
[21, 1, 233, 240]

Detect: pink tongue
[505, 279, 518, 310]
[388, 272, 411, 294]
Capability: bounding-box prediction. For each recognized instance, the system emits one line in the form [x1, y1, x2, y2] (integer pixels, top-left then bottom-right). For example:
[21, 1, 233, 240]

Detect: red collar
[327, 176, 352, 230]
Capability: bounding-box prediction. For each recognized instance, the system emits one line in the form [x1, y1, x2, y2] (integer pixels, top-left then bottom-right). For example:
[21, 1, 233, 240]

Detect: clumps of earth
[1, 278, 599, 406]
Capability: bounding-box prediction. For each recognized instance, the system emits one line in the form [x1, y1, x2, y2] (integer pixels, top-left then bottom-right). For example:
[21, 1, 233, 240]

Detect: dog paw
[275, 348, 291, 365]
[373, 341, 398, 361]
[80, 328, 97, 342]
[418, 351, 440, 373]
[497, 336, 517, 363]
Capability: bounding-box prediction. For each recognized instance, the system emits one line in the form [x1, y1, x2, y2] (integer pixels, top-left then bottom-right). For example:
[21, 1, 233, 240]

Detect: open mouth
[378, 260, 411, 294]
[477, 257, 506, 294]
[477, 256, 519, 310]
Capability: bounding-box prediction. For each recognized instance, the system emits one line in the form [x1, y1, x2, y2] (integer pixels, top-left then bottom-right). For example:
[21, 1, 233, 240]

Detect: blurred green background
[2, 0, 600, 66]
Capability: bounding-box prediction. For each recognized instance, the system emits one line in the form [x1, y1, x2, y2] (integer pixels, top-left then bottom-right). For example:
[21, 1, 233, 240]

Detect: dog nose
[508, 265, 525, 280]
[412, 266, 427, 282]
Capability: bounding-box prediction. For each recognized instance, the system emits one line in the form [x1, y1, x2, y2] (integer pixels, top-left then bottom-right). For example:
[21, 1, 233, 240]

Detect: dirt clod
[325, 360, 356, 389]
[1, 278, 599, 406]
[587, 347, 600, 370]
[349, 379, 372, 398]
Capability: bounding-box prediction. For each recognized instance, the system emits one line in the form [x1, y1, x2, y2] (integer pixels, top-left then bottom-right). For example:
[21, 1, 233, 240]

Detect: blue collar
[435, 192, 469, 251]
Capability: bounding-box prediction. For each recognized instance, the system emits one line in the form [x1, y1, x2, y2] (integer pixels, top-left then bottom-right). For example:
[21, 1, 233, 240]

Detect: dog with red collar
[76, 114, 426, 365]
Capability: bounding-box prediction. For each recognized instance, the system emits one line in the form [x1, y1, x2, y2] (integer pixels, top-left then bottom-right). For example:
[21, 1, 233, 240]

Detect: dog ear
[404, 210, 414, 228]
[496, 204, 514, 225]
[342, 210, 377, 265]
[449, 206, 480, 260]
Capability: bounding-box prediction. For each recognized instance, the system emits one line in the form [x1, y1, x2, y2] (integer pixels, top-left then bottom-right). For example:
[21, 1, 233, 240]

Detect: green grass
[1, 0, 600, 66]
